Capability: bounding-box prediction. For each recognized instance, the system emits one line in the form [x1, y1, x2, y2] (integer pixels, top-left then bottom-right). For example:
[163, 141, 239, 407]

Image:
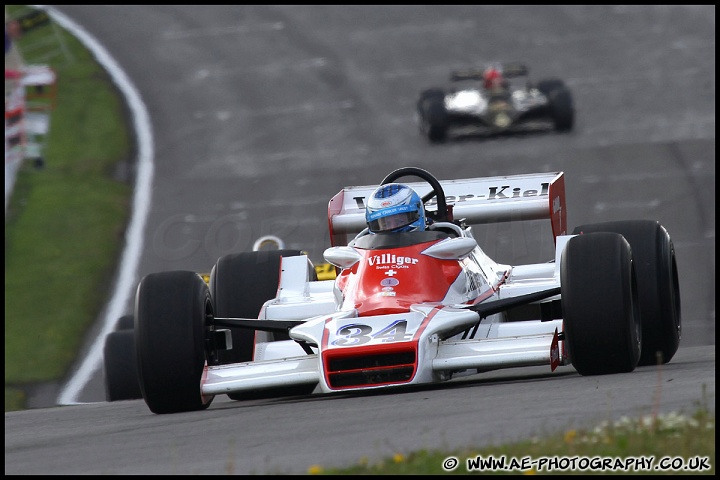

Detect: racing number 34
[332, 320, 411, 346]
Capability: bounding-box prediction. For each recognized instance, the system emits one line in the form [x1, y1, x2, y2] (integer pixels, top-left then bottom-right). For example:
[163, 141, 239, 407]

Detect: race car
[416, 62, 574, 143]
[131, 166, 680, 414]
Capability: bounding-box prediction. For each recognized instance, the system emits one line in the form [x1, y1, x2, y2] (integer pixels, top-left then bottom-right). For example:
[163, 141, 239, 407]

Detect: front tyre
[561, 232, 641, 375]
[417, 88, 448, 143]
[536, 78, 574, 132]
[135, 271, 215, 414]
[572, 220, 681, 365]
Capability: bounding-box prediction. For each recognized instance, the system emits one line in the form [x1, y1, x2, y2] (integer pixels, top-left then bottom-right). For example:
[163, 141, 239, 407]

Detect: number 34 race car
[123, 167, 680, 414]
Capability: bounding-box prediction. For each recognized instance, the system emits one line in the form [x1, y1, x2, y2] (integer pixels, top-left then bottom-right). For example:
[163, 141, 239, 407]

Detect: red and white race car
[132, 167, 681, 414]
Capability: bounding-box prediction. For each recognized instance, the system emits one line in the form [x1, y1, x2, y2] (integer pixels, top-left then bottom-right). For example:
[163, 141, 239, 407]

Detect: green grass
[312, 400, 715, 475]
[3, 6, 715, 475]
[5, 5, 132, 409]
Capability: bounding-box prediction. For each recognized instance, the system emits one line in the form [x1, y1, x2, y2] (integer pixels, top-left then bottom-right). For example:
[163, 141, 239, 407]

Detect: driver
[365, 183, 427, 233]
[483, 64, 504, 90]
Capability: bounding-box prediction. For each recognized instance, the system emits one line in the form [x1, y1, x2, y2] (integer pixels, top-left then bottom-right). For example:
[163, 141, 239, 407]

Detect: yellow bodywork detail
[199, 263, 336, 285]
[315, 263, 337, 280]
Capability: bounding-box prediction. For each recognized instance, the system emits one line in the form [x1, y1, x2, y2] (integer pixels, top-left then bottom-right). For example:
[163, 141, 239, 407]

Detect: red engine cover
[336, 241, 462, 316]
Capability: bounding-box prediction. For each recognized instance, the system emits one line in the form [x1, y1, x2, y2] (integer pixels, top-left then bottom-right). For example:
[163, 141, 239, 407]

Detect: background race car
[416, 62, 574, 143]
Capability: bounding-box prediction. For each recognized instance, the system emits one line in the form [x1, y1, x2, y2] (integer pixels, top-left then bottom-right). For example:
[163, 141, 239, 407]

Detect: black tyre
[135, 270, 214, 414]
[115, 314, 134, 331]
[103, 330, 142, 401]
[211, 249, 318, 400]
[572, 220, 681, 366]
[561, 232, 641, 375]
[417, 88, 445, 111]
[417, 88, 448, 143]
[536, 78, 574, 132]
[536, 78, 566, 95]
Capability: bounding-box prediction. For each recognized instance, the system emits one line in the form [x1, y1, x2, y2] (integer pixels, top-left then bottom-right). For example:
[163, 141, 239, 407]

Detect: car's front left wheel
[135, 270, 215, 414]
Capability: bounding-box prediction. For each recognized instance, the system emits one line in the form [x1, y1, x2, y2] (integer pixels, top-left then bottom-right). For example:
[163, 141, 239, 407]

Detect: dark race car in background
[416, 63, 574, 143]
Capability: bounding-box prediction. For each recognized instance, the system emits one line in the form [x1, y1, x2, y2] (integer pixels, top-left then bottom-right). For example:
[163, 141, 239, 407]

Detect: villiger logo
[367, 254, 419, 267]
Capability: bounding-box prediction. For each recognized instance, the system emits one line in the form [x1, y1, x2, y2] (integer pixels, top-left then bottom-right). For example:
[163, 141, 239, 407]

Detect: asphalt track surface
[6, 5, 715, 475]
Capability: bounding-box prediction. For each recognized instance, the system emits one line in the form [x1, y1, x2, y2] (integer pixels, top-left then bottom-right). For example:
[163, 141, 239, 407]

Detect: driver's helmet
[366, 183, 426, 233]
[483, 65, 504, 90]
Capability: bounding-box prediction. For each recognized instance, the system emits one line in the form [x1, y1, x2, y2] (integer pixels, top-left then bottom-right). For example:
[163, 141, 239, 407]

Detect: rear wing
[450, 62, 529, 82]
[327, 171, 566, 247]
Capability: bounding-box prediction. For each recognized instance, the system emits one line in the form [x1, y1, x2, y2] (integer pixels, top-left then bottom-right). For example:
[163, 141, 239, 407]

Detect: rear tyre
[136, 271, 214, 414]
[417, 88, 448, 143]
[572, 220, 681, 365]
[211, 250, 318, 400]
[103, 330, 142, 401]
[115, 314, 134, 331]
[561, 232, 641, 375]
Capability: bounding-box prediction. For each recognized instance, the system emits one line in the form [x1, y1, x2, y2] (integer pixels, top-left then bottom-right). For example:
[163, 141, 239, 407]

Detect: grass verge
[312, 396, 715, 475]
[5, 5, 132, 411]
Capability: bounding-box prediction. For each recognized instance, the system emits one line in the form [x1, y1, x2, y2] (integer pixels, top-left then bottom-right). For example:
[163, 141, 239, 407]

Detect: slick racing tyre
[103, 329, 142, 402]
[536, 78, 574, 132]
[561, 232, 641, 375]
[417, 88, 448, 143]
[115, 314, 134, 331]
[572, 220, 681, 366]
[135, 271, 214, 414]
[211, 250, 318, 400]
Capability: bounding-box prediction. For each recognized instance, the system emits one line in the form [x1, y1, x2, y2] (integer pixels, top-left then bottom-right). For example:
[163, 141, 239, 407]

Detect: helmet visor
[368, 208, 420, 232]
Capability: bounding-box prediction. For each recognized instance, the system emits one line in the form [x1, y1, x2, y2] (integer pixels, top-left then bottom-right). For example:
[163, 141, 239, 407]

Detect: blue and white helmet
[365, 183, 426, 233]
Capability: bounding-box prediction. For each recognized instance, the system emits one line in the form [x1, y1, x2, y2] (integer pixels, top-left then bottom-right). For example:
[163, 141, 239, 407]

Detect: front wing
[201, 306, 567, 396]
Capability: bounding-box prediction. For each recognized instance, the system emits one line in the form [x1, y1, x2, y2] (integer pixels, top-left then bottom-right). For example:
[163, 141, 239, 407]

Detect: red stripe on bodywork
[412, 305, 442, 340]
[468, 268, 510, 306]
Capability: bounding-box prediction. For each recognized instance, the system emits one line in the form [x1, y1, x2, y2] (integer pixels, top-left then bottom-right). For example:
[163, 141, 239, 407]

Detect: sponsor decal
[550, 328, 560, 372]
[353, 183, 549, 208]
[553, 195, 561, 214]
[381, 278, 400, 287]
[367, 254, 419, 267]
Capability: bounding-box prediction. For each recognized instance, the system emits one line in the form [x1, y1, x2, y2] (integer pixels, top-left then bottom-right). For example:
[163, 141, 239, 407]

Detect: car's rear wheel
[211, 250, 318, 400]
[572, 220, 681, 365]
[417, 88, 448, 143]
[136, 271, 214, 414]
[103, 329, 142, 401]
[561, 232, 641, 375]
[115, 314, 134, 331]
